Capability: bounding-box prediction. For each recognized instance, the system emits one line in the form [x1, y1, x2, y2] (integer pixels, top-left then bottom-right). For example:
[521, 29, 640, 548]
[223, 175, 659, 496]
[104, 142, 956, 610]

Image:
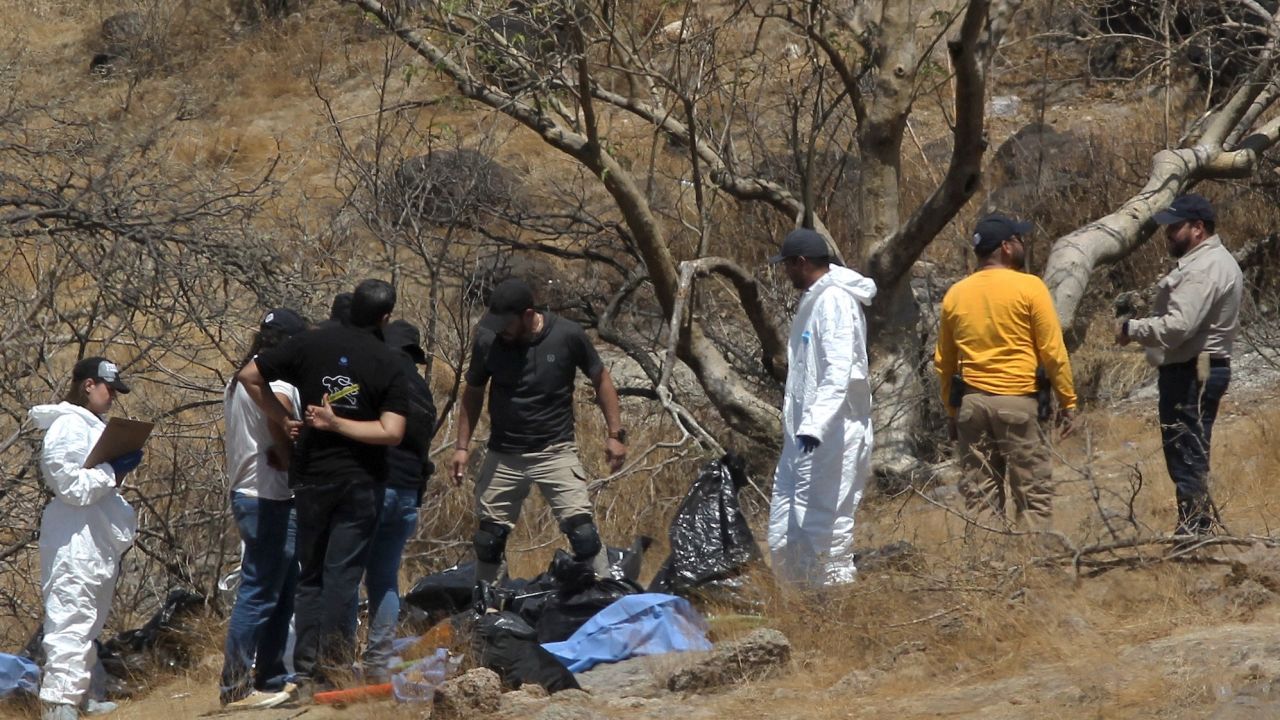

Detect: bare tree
[343, 0, 1019, 484]
[1045, 3, 1280, 335]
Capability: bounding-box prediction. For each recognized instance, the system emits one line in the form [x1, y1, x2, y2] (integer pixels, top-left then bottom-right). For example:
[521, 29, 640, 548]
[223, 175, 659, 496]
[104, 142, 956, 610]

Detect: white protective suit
[29, 402, 136, 707]
[770, 265, 877, 587]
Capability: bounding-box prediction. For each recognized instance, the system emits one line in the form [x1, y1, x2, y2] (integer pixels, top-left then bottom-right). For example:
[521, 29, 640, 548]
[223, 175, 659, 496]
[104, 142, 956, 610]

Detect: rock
[854, 541, 922, 572]
[575, 655, 669, 698]
[434, 668, 502, 719]
[1221, 579, 1276, 613]
[533, 705, 608, 720]
[987, 95, 1021, 118]
[1228, 544, 1280, 592]
[91, 11, 146, 73]
[519, 684, 550, 699]
[500, 686, 551, 715]
[666, 628, 791, 692]
[830, 668, 884, 694]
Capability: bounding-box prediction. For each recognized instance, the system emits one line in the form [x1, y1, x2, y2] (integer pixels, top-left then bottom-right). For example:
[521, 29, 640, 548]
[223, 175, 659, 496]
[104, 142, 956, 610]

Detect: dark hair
[974, 244, 999, 261]
[330, 292, 353, 324]
[350, 279, 396, 328]
[63, 378, 93, 407]
[229, 325, 298, 393]
[1201, 219, 1216, 235]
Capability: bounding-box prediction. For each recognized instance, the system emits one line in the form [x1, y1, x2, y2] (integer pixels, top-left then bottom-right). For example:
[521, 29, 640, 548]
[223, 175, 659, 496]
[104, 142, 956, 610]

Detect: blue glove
[107, 450, 144, 477]
[797, 434, 820, 453]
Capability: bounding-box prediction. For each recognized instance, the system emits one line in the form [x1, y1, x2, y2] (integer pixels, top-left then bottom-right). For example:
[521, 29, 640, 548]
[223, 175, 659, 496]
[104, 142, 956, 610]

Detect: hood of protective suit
[30, 402, 103, 432]
[814, 265, 877, 307]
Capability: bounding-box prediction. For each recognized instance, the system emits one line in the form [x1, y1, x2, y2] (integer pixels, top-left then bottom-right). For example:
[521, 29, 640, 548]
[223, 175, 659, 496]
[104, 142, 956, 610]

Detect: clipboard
[85, 417, 155, 468]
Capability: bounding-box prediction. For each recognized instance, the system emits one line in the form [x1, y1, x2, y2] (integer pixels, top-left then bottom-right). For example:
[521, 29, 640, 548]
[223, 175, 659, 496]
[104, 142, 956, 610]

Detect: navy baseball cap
[972, 213, 1034, 254]
[769, 228, 833, 264]
[72, 356, 130, 393]
[1153, 194, 1216, 226]
[260, 307, 307, 336]
[479, 278, 536, 333]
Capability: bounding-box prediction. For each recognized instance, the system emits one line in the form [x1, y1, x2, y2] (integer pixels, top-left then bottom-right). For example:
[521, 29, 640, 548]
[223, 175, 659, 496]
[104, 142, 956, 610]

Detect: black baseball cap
[384, 319, 427, 364]
[1153, 194, 1216, 226]
[260, 307, 307, 336]
[769, 228, 832, 264]
[72, 356, 130, 394]
[972, 213, 1034, 254]
[479, 278, 536, 333]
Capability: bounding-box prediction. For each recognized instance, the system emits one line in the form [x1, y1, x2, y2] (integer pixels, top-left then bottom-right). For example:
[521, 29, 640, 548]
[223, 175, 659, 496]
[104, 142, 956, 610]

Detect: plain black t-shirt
[255, 324, 410, 487]
[386, 351, 437, 491]
[465, 312, 604, 453]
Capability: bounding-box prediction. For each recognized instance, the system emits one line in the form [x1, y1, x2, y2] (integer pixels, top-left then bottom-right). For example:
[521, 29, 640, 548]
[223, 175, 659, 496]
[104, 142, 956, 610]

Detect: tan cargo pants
[473, 441, 609, 582]
[474, 441, 594, 526]
[955, 393, 1053, 527]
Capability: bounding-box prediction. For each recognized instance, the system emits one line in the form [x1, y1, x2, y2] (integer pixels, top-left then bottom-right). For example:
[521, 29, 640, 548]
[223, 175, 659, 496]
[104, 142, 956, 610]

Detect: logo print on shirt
[322, 375, 360, 408]
[801, 330, 812, 344]
[338, 356, 350, 367]
[547, 353, 556, 363]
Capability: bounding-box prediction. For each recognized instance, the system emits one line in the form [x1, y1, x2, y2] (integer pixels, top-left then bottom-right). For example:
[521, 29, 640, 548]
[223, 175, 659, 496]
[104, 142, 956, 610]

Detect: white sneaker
[224, 690, 291, 711]
[83, 699, 119, 716]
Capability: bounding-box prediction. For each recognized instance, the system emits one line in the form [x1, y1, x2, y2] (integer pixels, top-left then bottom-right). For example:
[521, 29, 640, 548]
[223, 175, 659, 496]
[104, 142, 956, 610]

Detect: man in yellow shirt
[934, 214, 1077, 528]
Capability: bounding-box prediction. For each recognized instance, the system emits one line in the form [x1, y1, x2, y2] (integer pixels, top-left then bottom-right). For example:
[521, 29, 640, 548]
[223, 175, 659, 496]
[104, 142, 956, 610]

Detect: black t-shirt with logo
[255, 325, 410, 486]
[465, 312, 604, 453]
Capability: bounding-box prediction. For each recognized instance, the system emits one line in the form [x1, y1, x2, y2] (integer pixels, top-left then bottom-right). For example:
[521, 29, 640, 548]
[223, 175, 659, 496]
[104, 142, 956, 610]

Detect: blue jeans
[1158, 361, 1231, 525]
[359, 485, 420, 681]
[220, 494, 298, 704]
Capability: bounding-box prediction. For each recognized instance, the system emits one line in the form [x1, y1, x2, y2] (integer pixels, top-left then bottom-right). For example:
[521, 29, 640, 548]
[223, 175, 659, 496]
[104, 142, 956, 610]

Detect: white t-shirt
[224, 376, 300, 500]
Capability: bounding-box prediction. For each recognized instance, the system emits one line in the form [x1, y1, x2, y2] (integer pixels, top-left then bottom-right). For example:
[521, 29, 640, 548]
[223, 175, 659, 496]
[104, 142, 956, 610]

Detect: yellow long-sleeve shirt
[934, 267, 1077, 417]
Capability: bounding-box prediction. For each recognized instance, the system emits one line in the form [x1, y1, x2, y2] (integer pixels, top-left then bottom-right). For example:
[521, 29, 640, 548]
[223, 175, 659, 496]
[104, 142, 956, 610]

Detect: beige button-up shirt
[1128, 235, 1243, 366]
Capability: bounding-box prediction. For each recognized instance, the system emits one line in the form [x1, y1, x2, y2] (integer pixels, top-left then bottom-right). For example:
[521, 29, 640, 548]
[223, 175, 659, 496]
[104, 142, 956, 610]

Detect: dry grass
[5, 2, 1280, 719]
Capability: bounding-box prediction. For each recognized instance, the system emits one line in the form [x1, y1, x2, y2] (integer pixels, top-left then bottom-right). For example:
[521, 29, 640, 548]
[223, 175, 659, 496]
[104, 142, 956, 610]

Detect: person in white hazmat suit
[30, 357, 144, 720]
[769, 229, 877, 587]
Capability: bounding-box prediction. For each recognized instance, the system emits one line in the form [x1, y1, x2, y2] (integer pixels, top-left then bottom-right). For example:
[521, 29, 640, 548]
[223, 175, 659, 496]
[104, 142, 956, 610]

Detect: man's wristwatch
[608, 428, 628, 444]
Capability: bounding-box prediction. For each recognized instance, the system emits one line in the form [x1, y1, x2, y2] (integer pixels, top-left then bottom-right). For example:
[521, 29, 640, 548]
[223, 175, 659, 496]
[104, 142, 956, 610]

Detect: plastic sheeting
[542, 594, 711, 673]
[648, 453, 760, 596]
[0, 653, 39, 698]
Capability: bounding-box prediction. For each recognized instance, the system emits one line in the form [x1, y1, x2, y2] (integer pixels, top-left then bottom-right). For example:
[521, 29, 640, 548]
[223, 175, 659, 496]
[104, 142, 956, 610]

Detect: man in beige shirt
[1117, 194, 1243, 535]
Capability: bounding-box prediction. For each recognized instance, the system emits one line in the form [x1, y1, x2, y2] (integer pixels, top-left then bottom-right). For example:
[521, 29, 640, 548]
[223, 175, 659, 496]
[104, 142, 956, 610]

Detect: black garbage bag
[98, 589, 206, 691]
[535, 569, 643, 643]
[606, 536, 653, 583]
[648, 452, 760, 595]
[404, 562, 498, 622]
[473, 611, 579, 693]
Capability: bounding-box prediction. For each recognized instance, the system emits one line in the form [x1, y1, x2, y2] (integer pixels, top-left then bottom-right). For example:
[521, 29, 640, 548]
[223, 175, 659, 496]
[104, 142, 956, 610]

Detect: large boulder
[665, 628, 791, 693]
[90, 11, 146, 73]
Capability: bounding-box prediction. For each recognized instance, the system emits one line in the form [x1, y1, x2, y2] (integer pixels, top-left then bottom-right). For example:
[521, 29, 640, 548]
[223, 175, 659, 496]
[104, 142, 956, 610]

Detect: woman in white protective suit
[29, 356, 143, 720]
[769, 228, 877, 588]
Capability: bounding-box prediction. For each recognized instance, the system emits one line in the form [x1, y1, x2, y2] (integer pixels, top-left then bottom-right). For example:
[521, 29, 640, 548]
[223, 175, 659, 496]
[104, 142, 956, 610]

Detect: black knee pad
[560, 514, 602, 561]
[473, 520, 510, 564]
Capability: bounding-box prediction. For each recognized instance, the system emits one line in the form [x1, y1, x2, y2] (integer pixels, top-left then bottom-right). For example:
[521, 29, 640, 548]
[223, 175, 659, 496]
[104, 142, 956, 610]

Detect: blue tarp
[0, 653, 39, 698]
[542, 593, 712, 673]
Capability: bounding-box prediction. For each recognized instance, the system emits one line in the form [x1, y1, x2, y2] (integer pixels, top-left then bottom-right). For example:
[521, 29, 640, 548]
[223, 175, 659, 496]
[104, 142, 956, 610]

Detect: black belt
[1161, 357, 1230, 369]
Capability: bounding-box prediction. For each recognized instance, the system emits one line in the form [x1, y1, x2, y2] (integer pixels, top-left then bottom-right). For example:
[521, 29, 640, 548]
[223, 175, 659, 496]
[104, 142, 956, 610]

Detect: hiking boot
[82, 699, 119, 716]
[41, 703, 78, 720]
[224, 689, 291, 711]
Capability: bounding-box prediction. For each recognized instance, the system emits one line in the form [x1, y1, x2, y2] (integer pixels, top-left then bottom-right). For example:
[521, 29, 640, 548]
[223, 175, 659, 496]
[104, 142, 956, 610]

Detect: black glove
[107, 450, 144, 478]
[797, 434, 820, 453]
